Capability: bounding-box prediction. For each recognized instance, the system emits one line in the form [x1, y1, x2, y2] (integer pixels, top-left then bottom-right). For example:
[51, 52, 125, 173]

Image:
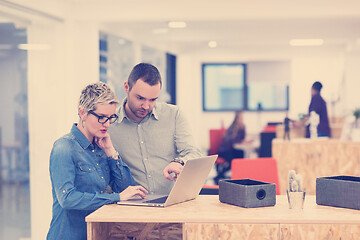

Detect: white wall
[344, 50, 360, 113]
[290, 52, 345, 118]
[176, 47, 350, 151]
[27, 20, 99, 240]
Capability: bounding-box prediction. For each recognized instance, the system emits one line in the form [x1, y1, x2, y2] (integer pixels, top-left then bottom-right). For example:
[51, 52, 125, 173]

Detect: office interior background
[1, 0, 360, 239]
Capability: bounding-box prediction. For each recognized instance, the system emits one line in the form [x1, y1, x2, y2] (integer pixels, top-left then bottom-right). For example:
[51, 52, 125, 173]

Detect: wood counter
[272, 138, 360, 195]
[86, 195, 360, 239]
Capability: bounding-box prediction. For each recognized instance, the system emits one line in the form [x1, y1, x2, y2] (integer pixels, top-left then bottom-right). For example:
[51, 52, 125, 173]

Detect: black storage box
[219, 179, 276, 208]
[316, 175, 360, 210]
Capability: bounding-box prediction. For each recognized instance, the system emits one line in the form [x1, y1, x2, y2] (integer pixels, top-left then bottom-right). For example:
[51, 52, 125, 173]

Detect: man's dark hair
[312, 81, 323, 92]
[128, 63, 162, 90]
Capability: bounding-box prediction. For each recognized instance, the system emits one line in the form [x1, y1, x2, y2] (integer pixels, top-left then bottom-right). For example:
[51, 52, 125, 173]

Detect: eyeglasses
[88, 110, 118, 124]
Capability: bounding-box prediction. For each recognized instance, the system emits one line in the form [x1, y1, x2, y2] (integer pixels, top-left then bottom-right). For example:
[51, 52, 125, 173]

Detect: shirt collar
[117, 98, 159, 123]
[152, 105, 159, 120]
[71, 123, 92, 150]
[117, 98, 128, 123]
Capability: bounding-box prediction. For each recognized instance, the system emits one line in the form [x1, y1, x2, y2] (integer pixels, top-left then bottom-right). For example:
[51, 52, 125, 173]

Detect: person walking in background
[47, 82, 147, 240]
[284, 112, 295, 140]
[215, 111, 246, 184]
[306, 81, 331, 138]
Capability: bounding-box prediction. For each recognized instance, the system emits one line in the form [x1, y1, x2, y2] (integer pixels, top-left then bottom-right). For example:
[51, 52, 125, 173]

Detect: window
[202, 62, 290, 111]
[99, 32, 177, 104]
[202, 63, 246, 111]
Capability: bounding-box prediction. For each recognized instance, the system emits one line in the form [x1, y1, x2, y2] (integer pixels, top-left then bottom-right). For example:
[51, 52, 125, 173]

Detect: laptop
[117, 155, 218, 207]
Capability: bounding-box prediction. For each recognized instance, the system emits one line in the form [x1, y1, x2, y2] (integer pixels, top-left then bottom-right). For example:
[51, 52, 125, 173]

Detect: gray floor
[0, 181, 31, 240]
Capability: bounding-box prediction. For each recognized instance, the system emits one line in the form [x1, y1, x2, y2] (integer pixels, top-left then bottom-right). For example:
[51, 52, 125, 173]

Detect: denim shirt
[47, 124, 136, 240]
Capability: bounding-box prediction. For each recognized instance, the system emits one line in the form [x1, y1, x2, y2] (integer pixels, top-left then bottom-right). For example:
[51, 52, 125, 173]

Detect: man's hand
[163, 162, 184, 181]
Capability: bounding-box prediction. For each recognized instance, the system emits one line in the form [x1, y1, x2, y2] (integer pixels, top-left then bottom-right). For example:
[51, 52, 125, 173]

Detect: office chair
[231, 157, 280, 194]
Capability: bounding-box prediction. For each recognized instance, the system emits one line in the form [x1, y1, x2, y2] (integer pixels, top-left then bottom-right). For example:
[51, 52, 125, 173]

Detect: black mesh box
[219, 179, 276, 208]
[316, 175, 360, 210]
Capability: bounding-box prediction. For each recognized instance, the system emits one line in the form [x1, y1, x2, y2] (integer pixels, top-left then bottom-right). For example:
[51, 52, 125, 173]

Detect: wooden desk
[272, 138, 360, 195]
[86, 195, 360, 240]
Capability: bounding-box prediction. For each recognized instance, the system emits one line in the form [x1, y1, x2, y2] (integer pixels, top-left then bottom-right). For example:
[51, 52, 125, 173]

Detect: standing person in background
[215, 111, 246, 184]
[109, 63, 202, 195]
[306, 81, 331, 138]
[47, 82, 147, 240]
[284, 112, 295, 140]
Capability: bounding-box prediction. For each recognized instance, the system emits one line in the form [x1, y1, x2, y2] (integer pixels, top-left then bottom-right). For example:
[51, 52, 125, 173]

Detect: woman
[215, 111, 246, 183]
[47, 82, 147, 240]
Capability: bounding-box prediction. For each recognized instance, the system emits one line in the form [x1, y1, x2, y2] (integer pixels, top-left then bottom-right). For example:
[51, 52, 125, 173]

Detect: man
[109, 63, 202, 195]
[306, 81, 331, 138]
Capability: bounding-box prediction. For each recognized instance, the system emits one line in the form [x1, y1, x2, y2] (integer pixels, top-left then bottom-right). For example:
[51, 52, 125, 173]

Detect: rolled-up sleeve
[174, 108, 203, 162]
[50, 140, 120, 211]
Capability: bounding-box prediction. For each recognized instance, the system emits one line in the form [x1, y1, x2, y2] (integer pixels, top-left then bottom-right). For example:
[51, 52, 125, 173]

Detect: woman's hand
[95, 133, 116, 157]
[119, 186, 148, 201]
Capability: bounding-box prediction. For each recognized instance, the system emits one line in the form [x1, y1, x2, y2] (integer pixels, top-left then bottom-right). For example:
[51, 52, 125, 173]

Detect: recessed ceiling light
[168, 21, 187, 29]
[208, 41, 217, 48]
[152, 28, 169, 34]
[289, 39, 324, 46]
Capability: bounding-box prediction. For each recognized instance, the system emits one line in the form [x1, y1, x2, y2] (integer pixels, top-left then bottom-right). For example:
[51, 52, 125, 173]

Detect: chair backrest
[209, 128, 226, 155]
[262, 125, 277, 133]
[231, 157, 280, 194]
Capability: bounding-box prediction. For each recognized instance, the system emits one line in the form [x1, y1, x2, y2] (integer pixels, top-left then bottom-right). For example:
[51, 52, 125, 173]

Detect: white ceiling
[100, 18, 360, 53]
[2, 0, 360, 54]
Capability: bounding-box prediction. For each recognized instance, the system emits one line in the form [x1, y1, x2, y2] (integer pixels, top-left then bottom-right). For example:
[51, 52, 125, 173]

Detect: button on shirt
[109, 99, 202, 195]
[47, 124, 136, 240]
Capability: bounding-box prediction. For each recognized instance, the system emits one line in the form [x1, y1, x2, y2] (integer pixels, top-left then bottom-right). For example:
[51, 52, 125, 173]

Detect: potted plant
[286, 170, 306, 209]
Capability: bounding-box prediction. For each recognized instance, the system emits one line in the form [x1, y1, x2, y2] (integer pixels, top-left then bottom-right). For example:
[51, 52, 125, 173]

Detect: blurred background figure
[283, 112, 294, 140]
[306, 81, 331, 138]
[215, 111, 246, 184]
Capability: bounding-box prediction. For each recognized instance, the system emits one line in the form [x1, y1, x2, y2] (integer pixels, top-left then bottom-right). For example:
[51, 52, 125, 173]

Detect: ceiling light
[168, 21, 187, 29]
[208, 41, 217, 48]
[18, 44, 51, 50]
[289, 39, 324, 46]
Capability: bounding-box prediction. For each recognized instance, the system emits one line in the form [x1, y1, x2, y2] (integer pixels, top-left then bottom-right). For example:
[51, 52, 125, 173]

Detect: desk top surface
[86, 195, 360, 224]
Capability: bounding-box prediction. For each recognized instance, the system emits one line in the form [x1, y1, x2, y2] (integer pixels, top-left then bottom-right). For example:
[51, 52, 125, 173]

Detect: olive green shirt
[108, 99, 202, 194]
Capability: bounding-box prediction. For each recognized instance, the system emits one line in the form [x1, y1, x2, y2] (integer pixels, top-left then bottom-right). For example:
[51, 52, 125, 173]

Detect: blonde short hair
[78, 82, 119, 112]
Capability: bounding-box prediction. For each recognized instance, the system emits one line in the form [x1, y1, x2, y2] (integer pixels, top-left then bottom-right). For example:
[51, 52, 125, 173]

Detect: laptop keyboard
[145, 196, 168, 204]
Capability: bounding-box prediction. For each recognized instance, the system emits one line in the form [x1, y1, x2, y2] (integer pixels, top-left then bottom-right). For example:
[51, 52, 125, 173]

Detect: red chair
[262, 125, 277, 133]
[209, 128, 227, 164]
[209, 128, 231, 184]
[231, 158, 280, 195]
[200, 184, 219, 195]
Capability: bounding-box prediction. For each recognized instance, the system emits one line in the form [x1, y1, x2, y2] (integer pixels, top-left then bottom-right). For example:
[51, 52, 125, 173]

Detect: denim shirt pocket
[75, 163, 96, 187]
[103, 163, 110, 172]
